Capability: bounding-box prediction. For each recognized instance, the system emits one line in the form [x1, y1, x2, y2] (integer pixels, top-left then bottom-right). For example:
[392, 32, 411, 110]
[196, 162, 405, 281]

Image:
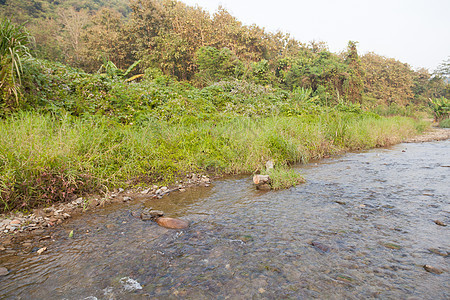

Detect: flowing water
[1, 141, 449, 299]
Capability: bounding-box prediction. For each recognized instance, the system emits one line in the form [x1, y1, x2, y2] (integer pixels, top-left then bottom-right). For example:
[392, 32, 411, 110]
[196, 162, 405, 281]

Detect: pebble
[0, 267, 9, 276]
[310, 241, 330, 253]
[423, 265, 444, 274]
[37, 247, 47, 255]
[381, 242, 402, 250]
[434, 220, 447, 226]
[123, 196, 133, 202]
[428, 248, 449, 257]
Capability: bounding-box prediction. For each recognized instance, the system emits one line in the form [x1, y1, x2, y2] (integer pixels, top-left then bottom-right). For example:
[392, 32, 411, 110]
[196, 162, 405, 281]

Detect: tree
[57, 7, 89, 66]
[195, 46, 242, 85]
[82, 8, 133, 72]
[343, 41, 364, 103]
[361, 53, 414, 106]
[435, 57, 450, 78]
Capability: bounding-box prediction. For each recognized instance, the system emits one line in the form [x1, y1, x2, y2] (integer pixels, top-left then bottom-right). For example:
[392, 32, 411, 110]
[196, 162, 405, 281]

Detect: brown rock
[155, 217, 189, 229]
[10, 219, 21, 225]
[434, 220, 447, 226]
[423, 265, 444, 274]
[253, 174, 271, 185]
[0, 267, 9, 276]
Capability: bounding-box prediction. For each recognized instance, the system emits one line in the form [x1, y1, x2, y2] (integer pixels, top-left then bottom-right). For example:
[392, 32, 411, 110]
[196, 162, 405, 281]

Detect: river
[1, 140, 449, 299]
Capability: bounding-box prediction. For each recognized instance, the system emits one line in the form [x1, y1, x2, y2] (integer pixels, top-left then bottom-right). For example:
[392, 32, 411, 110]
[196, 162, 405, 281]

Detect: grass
[439, 118, 450, 128]
[0, 111, 424, 212]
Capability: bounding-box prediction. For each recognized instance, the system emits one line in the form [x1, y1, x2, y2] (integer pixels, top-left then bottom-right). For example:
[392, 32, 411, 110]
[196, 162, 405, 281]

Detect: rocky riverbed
[404, 126, 450, 143]
[0, 173, 211, 240]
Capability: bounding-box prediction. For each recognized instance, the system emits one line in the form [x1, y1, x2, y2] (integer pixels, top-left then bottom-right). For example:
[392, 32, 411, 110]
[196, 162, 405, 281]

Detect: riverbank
[403, 126, 450, 143]
[0, 115, 438, 241]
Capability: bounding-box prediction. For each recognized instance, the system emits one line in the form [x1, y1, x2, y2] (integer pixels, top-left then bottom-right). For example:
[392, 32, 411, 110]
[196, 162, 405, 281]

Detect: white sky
[181, 0, 450, 72]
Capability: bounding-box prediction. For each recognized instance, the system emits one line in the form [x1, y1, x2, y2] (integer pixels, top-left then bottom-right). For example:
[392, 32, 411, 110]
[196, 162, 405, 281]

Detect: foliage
[429, 97, 449, 121]
[195, 46, 243, 85]
[0, 18, 31, 111]
[361, 53, 414, 106]
[439, 118, 450, 128]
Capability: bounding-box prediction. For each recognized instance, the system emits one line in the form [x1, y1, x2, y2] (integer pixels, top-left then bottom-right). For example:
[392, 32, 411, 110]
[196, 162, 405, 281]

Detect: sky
[181, 0, 450, 72]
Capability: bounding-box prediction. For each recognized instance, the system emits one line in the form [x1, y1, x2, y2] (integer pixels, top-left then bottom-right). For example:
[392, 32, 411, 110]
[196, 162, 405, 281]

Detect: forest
[0, 0, 449, 212]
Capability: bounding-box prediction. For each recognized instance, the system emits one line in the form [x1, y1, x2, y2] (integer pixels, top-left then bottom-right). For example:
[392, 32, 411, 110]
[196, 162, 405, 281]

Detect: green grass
[439, 118, 450, 128]
[0, 111, 423, 212]
[266, 167, 305, 190]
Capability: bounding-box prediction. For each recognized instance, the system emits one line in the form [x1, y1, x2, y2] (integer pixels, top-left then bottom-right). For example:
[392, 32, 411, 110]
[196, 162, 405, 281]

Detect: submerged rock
[434, 220, 447, 226]
[309, 241, 330, 253]
[428, 248, 449, 257]
[423, 265, 444, 275]
[382, 242, 402, 250]
[140, 209, 164, 221]
[0, 267, 9, 276]
[155, 217, 189, 229]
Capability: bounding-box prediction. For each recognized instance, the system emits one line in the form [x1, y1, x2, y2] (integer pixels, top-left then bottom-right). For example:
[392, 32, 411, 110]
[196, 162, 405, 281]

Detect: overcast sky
[181, 0, 449, 72]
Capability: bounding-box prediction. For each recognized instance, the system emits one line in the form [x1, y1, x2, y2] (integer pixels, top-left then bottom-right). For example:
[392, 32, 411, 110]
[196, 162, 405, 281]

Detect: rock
[310, 241, 330, 253]
[141, 188, 151, 194]
[155, 217, 189, 229]
[256, 183, 271, 190]
[428, 248, 449, 257]
[423, 265, 444, 274]
[0, 267, 9, 276]
[123, 196, 133, 202]
[253, 174, 270, 185]
[118, 188, 124, 193]
[382, 242, 402, 250]
[37, 247, 47, 255]
[336, 275, 354, 283]
[434, 220, 447, 226]
[140, 210, 164, 221]
[10, 219, 21, 225]
[335, 200, 346, 205]
[179, 188, 186, 193]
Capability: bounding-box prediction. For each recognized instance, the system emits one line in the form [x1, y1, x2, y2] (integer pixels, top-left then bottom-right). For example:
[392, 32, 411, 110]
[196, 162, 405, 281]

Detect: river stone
[140, 210, 164, 221]
[434, 220, 447, 226]
[428, 248, 449, 257]
[423, 265, 444, 274]
[0, 267, 9, 276]
[310, 241, 330, 253]
[10, 219, 21, 225]
[155, 217, 189, 229]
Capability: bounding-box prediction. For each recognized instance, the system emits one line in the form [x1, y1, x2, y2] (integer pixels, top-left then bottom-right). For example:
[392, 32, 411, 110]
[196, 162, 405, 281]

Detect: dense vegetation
[0, 0, 448, 212]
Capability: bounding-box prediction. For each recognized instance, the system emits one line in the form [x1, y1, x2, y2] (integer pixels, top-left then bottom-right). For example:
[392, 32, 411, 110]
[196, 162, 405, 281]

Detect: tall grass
[0, 112, 423, 212]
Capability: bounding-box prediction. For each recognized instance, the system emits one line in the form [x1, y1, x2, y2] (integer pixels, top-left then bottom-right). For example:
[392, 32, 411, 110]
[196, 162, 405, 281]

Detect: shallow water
[1, 141, 449, 299]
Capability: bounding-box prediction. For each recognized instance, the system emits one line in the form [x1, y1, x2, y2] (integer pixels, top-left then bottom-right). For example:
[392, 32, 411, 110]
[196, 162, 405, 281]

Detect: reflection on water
[1, 141, 449, 299]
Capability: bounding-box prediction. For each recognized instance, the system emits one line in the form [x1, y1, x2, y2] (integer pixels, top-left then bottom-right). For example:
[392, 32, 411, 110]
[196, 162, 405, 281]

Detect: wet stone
[140, 209, 164, 221]
[434, 220, 447, 226]
[310, 241, 331, 253]
[423, 265, 444, 275]
[0, 267, 9, 276]
[155, 217, 189, 229]
[382, 242, 402, 250]
[428, 248, 449, 257]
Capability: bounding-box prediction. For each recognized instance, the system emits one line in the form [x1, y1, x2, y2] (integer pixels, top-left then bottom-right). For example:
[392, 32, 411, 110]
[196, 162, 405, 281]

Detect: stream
[1, 140, 449, 299]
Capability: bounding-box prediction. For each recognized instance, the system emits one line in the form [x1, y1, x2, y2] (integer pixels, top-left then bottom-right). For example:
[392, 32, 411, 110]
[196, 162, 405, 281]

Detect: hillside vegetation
[0, 0, 448, 212]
